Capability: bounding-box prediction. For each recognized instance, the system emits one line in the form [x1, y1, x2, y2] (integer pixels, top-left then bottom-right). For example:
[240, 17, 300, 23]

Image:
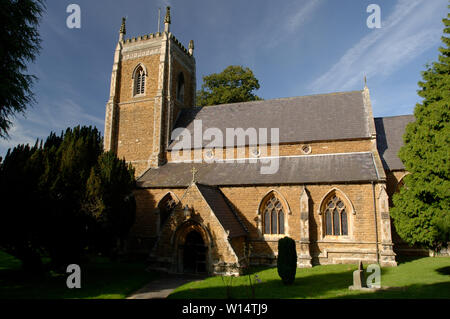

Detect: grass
[2, 249, 449, 299]
[169, 257, 450, 299]
[0, 250, 158, 299]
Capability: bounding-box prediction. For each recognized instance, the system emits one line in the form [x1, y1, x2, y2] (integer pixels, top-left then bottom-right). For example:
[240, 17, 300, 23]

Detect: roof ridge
[195, 89, 364, 109]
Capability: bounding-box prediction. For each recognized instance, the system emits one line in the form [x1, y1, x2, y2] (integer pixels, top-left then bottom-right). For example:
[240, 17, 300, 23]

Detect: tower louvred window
[134, 66, 145, 95]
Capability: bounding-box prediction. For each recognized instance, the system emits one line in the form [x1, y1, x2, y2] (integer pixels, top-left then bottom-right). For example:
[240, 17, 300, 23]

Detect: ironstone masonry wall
[130, 135, 398, 269]
[144, 185, 243, 275]
[132, 181, 396, 268]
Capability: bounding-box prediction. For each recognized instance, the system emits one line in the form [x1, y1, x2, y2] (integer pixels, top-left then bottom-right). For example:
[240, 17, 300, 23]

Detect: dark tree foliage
[0, 126, 136, 272]
[277, 237, 297, 285]
[84, 151, 136, 258]
[197, 65, 262, 107]
[0, 143, 45, 273]
[0, 0, 45, 138]
[45, 126, 104, 268]
[391, 13, 450, 250]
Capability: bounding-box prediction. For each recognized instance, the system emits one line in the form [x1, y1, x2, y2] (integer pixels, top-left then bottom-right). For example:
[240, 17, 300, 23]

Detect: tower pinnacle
[119, 17, 126, 41]
[164, 6, 171, 33]
[188, 40, 194, 56]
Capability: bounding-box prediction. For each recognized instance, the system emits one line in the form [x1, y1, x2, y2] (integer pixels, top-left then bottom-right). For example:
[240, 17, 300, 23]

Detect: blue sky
[0, 0, 447, 155]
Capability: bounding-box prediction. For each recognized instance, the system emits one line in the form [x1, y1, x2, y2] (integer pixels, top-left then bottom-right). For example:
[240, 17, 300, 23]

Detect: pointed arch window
[324, 195, 348, 236]
[261, 195, 285, 235]
[177, 72, 185, 102]
[158, 193, 177, 227]
[133, 65, 146, 95]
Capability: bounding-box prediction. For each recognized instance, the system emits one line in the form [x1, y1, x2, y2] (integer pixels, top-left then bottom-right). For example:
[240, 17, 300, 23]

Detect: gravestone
[349, 260, 367, 290]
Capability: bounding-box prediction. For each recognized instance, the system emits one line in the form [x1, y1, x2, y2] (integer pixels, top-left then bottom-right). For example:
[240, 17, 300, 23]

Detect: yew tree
[84, 151, 136, 258]
[390, 13, 450, 250]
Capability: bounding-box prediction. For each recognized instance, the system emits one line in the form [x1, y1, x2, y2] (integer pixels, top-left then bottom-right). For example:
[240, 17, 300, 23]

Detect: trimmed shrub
[277, 237, 297, 285]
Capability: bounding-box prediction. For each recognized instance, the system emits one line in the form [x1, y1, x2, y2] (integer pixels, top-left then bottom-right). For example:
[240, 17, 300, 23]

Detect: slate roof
[195, 184, 247, 238]
[137, 152, 380, 187]
[169, 90, 371, 149]
[375, 115, 415, 171]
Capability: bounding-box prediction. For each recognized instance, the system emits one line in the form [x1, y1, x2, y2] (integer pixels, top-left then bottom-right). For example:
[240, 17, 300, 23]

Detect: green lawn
[169, 257, 450, 299]
[0, 250, 158, 299]
[2, 250, 449, 299]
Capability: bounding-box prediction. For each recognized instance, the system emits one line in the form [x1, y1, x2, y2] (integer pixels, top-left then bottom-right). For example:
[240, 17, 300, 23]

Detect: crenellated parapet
[116, 6, 194, 61]
[122, 33, 193, 58]
[124, 32, 164, 44]
[169, 33, 193, 57]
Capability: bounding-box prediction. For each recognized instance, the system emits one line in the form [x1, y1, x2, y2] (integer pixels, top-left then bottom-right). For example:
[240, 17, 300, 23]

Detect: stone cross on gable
[191, 167, 198, 183]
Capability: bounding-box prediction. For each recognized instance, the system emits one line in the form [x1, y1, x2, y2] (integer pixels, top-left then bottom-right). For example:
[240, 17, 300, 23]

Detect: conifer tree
[84, 151, 136, 257]
[390, 13, 450, 250]
[45, 126, 103, 267]
[277, 237, 297, 285]
[0, 126, 137, 271]
[0, 143, 45, 273]
[0, 0, 45, 137]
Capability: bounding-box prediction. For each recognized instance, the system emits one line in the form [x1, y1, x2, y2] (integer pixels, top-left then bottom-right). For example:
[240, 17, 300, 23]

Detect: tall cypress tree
[391, 13, 450, 250]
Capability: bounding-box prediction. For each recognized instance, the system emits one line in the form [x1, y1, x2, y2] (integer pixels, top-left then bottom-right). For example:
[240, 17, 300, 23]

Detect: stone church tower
[104, 7, 196, 176]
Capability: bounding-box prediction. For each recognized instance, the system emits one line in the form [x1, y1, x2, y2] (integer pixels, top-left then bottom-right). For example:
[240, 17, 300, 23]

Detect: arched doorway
[182, 231, 207, 274]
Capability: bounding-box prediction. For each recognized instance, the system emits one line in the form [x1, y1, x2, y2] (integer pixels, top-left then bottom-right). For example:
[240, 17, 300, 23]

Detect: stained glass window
[271, 210, 277, 234]
[262, 195, 285, 234]
[264, 209, 270, 234]
[279, 211, 285, 234]
[326, 210, 332, 235]
[341, 209, 348, 235]
[324, 194, 349, 236]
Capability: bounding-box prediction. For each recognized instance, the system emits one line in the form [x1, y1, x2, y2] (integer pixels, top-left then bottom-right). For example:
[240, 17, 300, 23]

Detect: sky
[0, 0, 447, 155]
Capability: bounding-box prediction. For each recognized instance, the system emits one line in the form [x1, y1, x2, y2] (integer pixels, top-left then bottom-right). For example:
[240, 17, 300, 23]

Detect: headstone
[350, 260, 366, 290]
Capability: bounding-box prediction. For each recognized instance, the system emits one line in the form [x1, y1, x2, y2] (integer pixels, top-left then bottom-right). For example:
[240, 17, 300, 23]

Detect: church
[104, 7, 414, 275]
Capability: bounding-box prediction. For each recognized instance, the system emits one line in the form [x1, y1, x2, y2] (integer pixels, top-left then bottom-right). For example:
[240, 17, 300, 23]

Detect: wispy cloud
[0, 121, 47, 153]
[284, 0, 322, 35]
[268, 0, 323, 48]
[0, 98, 104, 156]
[309, 0, 445, 92]
[235, 0, 323, 65]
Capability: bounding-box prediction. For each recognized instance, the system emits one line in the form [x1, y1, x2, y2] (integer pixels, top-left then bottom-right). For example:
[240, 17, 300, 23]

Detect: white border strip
[169, 151, 374, 164]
